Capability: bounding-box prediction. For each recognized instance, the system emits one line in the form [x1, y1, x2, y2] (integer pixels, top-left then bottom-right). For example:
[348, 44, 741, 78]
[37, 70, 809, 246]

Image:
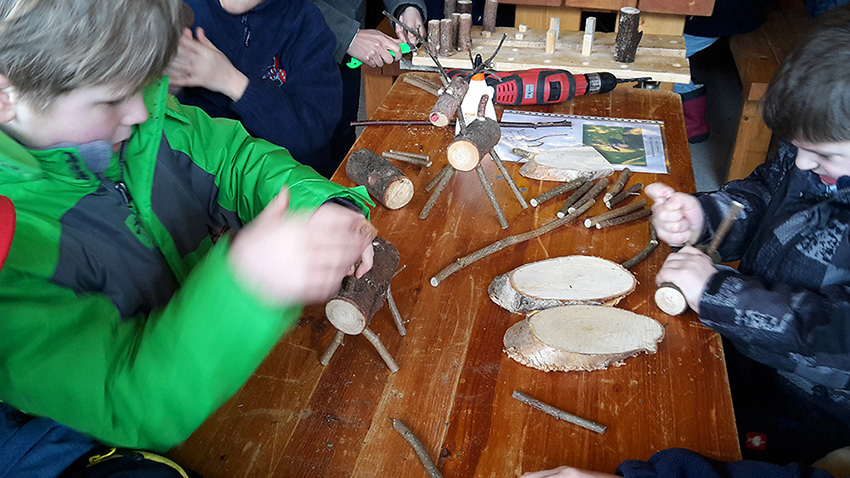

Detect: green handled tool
[346, 42, 412, 69]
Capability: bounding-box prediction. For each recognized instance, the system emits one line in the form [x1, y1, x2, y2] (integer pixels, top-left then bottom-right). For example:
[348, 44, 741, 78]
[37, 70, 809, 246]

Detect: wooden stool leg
[362, 327, 400, 373]
[319, 330, 346, 365]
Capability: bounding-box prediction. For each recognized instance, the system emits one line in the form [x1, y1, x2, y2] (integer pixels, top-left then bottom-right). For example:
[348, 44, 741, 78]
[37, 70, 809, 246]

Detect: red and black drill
[446, 68, 650, 106]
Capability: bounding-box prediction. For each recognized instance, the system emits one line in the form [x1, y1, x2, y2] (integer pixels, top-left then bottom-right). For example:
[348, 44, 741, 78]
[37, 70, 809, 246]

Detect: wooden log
[457, 0, 472, 15]
[447, 117, 501, 171]
[443, 0, 456, 19]
[451, 13, 461, 51]
[429, 76, 468, 127]
[614, 7, 642, 63]
[346, 148, 414, 210]
[428, 19, 441, 53]
[458, 13, 472, 52]
[488, 256, 636, 313]
[503, 305, 665, 372]
[325, 237, 401, 335]
[440, 18, 453, 56]
[482, 0, 498, 32]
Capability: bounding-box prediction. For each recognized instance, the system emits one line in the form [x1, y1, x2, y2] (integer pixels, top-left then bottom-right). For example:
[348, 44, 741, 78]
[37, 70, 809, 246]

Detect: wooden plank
[506, 0, 565, 7]
[726, 99, 772, 181]
[514, 5, 582, 29]
[413, 26, 689, 83]
[639, 12, 686, 36]
[563, 0, 636, 8]
[638, 0, 715, 16]
[728, 29, 776, 102]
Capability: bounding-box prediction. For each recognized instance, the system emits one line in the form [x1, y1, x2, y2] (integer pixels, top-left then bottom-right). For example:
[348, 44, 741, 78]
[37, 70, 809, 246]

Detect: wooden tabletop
[168, 73, 740, 477]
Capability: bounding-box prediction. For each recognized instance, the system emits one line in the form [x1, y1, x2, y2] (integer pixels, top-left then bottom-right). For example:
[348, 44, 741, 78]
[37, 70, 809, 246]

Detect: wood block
[726, 100, 772, 181]
[639, 12, 686, 35]
[637, 0, 714, 16]
[514, 5, 581, 30]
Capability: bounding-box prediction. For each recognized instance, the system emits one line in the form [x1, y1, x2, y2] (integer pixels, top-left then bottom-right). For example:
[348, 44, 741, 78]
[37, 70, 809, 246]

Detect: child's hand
[228, 187, 376, 305]
[645, 182, 705, 247]
[165, 27, 249, 101]
[521, 466, 619, 478]
[348, 29, 403, 68]
[396, 6, 426, 45]
[655, 246, 717, 313]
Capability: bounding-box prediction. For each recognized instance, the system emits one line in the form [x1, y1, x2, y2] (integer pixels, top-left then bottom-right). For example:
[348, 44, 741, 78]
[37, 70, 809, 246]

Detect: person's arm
[310, 0, 362, 63]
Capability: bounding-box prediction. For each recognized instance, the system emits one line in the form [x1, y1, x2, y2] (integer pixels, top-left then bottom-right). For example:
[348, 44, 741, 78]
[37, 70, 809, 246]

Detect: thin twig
[605, 182, 643, 208]
[383, 10, 449, 83]
[530, 179, 584, 207]
[556, 181, 593, 218]
[603, 168, 631, 208]
[319, 330, 345, 366]
[362, 327, 399, 373]
[402, 75, 441, 96]
[390, 149, 430, 161]
[386, 284, 406, 336]
[512, 390, 607, 434]
[585, 198, 647, 228]
[350, 119, 572, 129]
[426, 165, 452, 192]
[382, 151, 431, 167]
[430, 198, 593, 286]
[476, 164, 508, 229]
[569, 177, 608, 213]
[419, 166, 455, 219]
[621, 223, 658, 270]
[489, 148, 528, 209]
[705, 200, 745, 258]
[595, 208, 651, 229]
[391, 419, 443, 478]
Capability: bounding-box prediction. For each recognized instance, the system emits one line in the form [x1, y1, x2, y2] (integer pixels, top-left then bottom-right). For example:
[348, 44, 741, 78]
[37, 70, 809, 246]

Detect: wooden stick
[621, 223, 658, 270]
[402, 75, 440, 96]
[595, 208, 651, 229]
[705, 200, 745, 259]
[569, 178, 608, 213]
[489, 148, 528, 209]
[512, 390, 607, 434]
[382, 151, 431, 167]
[475, 164, 508, 229]
[419, 166, 455, 219]
[391, 419, 443, 478]
[605, 182, 643, 208]
[390, 149, 430, 161]
[426, 164, 452, 192]
[362, 327, 399, 373]
[556, 180, 593, 218]
[585, 198, 646, 228]
[351, 119, 572, 129]
[387, 284, 406, 336]
[530, 178, 584, 207]
[603, 167, 631, 207]
[431, 199, 593, 286]
[319, 330, 345, 366]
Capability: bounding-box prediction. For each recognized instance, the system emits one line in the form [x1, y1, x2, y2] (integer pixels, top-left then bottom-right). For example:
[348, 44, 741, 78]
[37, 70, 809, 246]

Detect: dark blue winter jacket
[617, 448, 834, 478]
[179, 0, 342, 171]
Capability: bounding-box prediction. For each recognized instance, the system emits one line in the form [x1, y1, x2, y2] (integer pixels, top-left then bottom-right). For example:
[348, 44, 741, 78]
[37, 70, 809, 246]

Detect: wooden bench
[726, 0, 814, 181]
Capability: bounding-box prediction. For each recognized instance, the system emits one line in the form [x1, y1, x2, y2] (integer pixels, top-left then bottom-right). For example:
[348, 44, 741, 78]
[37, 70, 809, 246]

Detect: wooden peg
[582, 16, 596, 56]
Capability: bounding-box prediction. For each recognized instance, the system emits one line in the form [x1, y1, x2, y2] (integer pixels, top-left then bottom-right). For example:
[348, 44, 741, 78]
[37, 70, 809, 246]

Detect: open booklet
[494, 110, 669, 175]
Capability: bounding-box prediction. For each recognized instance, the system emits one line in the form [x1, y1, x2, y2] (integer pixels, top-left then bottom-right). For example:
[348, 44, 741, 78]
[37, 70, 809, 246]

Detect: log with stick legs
[321, 237, 406, 372]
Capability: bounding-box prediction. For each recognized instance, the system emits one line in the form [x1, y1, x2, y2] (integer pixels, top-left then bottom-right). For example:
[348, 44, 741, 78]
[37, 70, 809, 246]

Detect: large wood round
[503, 305, 665, 372]
[488, 255, 636, 313]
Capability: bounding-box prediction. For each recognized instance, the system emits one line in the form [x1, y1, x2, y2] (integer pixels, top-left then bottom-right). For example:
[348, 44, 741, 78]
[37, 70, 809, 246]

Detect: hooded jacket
[0, 77, 371, 453]
[178, 0, 342, 170]
[695, 141, 850, 422]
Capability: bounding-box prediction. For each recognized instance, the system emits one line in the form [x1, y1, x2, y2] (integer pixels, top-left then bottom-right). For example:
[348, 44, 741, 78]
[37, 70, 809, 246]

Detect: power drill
[446, 69, 650, 106]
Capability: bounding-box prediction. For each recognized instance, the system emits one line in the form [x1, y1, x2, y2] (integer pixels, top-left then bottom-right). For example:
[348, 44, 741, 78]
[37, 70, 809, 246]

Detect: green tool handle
[346, 43, 412, 69]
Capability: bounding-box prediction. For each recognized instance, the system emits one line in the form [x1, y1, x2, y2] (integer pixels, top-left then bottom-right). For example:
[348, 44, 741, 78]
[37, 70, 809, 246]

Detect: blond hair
[0, 0, 182, 109]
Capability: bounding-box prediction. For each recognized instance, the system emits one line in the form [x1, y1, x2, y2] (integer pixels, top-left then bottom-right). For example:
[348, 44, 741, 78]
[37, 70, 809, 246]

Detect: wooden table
[169, 74, 740, 477]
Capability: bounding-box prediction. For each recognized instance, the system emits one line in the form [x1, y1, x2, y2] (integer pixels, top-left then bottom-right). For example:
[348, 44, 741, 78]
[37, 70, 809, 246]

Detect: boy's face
[219, 0, 265, 15]
[2, 82, 148, 150]
[793, 139, 850, 186]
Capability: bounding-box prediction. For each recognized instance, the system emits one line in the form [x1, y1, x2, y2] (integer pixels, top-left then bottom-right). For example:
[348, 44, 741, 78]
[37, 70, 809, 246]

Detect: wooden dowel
[556, 180, 593, 217]
[606, 182, 643, 208]
[362, 327, 399, 373]
[530, 179, 584, 207]
[603, 167, 631, 207]
[382, 151, 431, 167]
[512, 390, 607, 434]
[595, 208, 651, 229]
[431, 199, 592, 286]
[621, 223, 658, 270]
[476, 164, 509, 229]
[489, 148, 528, 209]
[419, 166, 455, 219]
[391, 419, 443, 478]
[585, 198, 646, 228]
[387, 284, 406, 336]
[402, 75, 440, 96]
[319, 330, 345, 366]
[426, 165, 452, 192]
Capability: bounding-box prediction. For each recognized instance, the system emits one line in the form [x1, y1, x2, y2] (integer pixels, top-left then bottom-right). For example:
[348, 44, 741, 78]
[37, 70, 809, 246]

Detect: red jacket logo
[263, 56, 286, 86]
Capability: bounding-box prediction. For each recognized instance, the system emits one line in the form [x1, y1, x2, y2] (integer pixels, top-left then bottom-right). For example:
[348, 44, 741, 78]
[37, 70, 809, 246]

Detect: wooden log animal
[346, 148, 414, 210]
[503, 305, 664, 372]
[488, 256, 636, 314]
[325, 237, 401, 335]
[429, 76, 468, 127]
[446, 117, 501, 171]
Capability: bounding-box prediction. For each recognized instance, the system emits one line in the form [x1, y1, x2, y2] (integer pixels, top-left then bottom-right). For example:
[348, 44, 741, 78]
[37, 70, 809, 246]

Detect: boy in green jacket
[0, 0, 374, 465]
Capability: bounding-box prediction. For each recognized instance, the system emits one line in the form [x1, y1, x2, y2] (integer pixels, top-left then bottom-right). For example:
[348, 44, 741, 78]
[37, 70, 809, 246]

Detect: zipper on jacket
[115, 143, 133, 206]
[241, 14, 251, 47]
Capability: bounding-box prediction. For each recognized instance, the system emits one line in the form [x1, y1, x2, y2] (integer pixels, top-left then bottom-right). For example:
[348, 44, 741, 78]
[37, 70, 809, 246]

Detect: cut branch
[603, 167, 631, 207]
[621, 223, 658, 270]
[391, 419, 443, 478]
[476, 164, 508, 229]
[420, 166, 455, 219]
[489, 148, 528, 209]
[605, 182, 643, 208]
[530, 179, 585, 207]
[403, 75, 441, 96]
[426, 164, 452, 192]
[382, 151, 431, 167]
[319, 330, 345, 365]
[595, 208, 651, 229]
[585, 198, 647, 228]
[512, 390, 607, 434]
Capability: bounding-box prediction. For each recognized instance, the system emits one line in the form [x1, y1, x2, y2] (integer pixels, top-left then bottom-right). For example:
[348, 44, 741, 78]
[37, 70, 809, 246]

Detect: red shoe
[681, 86, 709, 144]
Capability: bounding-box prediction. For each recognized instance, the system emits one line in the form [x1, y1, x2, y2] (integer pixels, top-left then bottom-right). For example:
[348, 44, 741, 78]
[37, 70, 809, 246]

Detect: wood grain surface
[168, 73, 741, 477]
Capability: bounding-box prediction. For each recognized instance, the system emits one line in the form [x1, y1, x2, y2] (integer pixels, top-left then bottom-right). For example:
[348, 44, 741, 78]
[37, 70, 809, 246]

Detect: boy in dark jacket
[166, 0, 343, 177]
[648, 3, 850, 465]
[0, 0, 374, 475]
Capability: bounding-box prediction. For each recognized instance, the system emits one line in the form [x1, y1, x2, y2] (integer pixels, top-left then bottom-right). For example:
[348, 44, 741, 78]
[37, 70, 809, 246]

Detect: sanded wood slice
[447, 117, 501, 171]
[503, 305, 664, 372]
[325, 237, 400, 334]
[489, 256, 636, 314]
[346, 149, 414, 210]
[655, 283, 688, 316]
[518, 147, 614, 182]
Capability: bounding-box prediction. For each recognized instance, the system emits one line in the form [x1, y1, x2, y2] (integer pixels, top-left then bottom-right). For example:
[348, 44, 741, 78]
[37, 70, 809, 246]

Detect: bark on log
[482, 0, 498, 32]
[614, 7, 642, 63]
[428, 19, 441, 53]
[446, 117, 501, 171]
[443, 0, 457, 18]
[603, 167, 631, 207]
[346, 148, 414, 210]
[325, 237, 401, 335]
[488, 256, 636, 314]
[503, 305, 665, 372]
[430, 76, 468, 127]
[440, 18, 454, 56]
[458, 13, 472, 52]
[457, 0, 472, 14]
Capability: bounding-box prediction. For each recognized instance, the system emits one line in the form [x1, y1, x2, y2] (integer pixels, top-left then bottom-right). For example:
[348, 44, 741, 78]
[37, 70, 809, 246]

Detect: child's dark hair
[762, 5, 850, 143]
[0, 0, 182, 110]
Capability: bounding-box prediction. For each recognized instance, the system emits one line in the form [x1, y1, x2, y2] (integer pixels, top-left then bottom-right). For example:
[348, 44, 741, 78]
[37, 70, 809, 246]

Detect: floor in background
[356, 38, 744, 192]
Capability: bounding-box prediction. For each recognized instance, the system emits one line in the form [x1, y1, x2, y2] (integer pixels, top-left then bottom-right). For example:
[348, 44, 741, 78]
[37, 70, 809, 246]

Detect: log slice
[489, 256, 636, 314]
[503, 305, 664, 372]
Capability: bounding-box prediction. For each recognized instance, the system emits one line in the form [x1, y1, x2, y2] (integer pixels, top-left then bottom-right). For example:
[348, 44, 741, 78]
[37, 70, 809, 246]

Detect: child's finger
[644, 182, 673, 203]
